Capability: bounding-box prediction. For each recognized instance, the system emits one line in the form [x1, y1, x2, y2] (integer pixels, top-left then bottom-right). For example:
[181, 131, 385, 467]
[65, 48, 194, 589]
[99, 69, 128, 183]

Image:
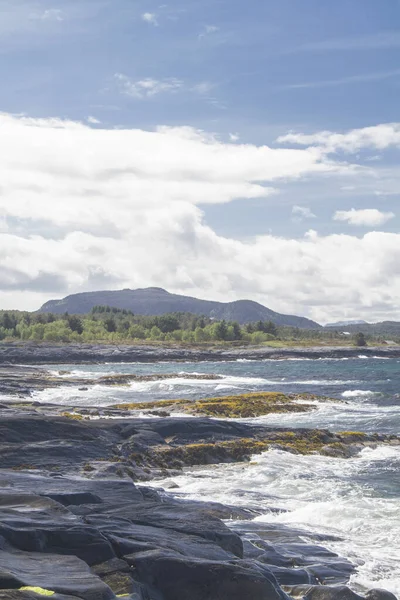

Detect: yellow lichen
[62, 412, 84, 420]
[20, 587, 55, 596]
[114, 391, 319, 418]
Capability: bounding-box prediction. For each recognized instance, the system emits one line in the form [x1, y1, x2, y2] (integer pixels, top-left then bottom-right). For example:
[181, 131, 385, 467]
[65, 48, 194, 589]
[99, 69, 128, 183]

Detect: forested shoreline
[0, 306, 383, 346]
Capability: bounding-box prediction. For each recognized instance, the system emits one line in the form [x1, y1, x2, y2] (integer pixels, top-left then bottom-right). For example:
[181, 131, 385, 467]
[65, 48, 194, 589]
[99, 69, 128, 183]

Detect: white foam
[152, 446, 400, 596]
[342, 390, 378, 398]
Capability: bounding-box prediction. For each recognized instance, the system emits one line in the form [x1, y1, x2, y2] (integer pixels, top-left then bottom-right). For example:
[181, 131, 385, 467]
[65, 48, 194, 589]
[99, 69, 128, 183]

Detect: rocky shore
[0, 341, 400, 364]
[0, 364, 398, 600]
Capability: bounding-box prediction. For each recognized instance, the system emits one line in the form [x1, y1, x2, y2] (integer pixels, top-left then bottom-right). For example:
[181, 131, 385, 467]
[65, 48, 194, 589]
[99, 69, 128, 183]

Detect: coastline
[1, 341, 400, 364]
[0, 361, 399, 599]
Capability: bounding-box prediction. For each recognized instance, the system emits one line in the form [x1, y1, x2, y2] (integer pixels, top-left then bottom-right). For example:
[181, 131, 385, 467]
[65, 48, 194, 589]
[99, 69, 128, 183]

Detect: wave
[153, 446, 400, 597]
[342, 390, 378, 398]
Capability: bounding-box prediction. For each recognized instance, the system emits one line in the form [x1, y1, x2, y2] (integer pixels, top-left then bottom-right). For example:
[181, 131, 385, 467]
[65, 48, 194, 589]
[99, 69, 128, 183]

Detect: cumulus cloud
[292, 205, 316, 221]
[333, 208, 395, 227]
[142, 12, 158, 26]
[0, 113, 399, 322]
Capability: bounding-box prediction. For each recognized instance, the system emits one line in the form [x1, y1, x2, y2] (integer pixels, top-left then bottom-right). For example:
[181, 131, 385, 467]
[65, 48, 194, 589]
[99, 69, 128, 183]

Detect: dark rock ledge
[0, 341, 399, 365]
[0, 406, 398, 599]
[0, 367, 398, 600]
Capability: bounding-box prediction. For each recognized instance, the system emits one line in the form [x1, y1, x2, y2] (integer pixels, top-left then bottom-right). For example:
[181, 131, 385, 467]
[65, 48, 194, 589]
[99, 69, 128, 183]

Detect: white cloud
[115, 75, 220, 104]
[87, 116, 101, 124]
[198, 24, 219, 39]
[39, 9, 64, 22]
[229, 133, 240, 142]
[297, 31, 400, 52]
[280, 69, 400, 90]
[142, 12, 158, 26]
[115, 74, 183, 98]
[0, 113, 399, 322]
[205, 25, 219, 34]
[278, 123, 400, 154]
[292, 205, 316, 220]
[333, 208, 395, 227]
[191, 82, 214, 95]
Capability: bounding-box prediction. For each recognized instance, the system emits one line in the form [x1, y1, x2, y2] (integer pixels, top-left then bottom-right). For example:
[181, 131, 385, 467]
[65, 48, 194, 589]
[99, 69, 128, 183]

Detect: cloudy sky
[1, 0, 400, 323]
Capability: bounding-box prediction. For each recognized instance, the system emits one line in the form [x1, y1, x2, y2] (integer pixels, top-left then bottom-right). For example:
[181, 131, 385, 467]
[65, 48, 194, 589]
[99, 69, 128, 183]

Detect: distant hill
[326, 321, 400, 337]
[39, 287, 321, 329]
[325, 320, 369, 327]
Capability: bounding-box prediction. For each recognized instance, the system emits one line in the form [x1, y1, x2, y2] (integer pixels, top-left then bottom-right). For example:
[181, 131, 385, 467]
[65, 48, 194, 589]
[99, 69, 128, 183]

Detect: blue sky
[0, 0, 400, 321]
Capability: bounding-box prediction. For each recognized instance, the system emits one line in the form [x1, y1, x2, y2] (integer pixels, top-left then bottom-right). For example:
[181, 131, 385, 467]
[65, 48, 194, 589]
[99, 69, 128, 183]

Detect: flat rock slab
[0, 593, 81, 600]
[130, 549, 287, 600]
[0, 550, 114, 600]
[0, 473, 143, 505]
[83, 500, 243, 558]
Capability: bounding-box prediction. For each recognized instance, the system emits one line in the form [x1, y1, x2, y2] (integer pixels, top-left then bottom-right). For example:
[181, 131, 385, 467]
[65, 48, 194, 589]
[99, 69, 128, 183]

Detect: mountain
[325, 320, 369, 327]
[39, 287, 321, 329]
[325, 321, 400, 337]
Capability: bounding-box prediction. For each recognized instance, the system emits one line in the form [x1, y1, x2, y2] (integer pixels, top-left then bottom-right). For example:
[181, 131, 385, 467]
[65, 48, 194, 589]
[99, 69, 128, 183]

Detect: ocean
[36, 357, 400, 595]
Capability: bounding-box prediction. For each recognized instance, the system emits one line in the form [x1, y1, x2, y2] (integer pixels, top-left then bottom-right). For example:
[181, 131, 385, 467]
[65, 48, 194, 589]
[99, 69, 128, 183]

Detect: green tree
[264, 321, 278, 337]
[104, 318, 117, 333]
[150, 326, 163, 340]
[128, 324, 146, 339]
[182, 330, 195, 342]
[232, 322, 242, 340]
[354, 332, 367, 347]
[195, 326, 211, 342]
[156, 315, 180, 333]
[213, 320, 228, 341]
[67, 315, 84, 335]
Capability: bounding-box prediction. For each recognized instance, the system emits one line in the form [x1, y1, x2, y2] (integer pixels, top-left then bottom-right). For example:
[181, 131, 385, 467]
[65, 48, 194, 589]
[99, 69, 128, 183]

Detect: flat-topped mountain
[39, 287, 321, 328]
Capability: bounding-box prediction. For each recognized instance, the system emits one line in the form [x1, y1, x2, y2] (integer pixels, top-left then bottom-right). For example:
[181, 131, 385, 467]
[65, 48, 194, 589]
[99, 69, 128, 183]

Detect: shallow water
[25, 358, 400, 594]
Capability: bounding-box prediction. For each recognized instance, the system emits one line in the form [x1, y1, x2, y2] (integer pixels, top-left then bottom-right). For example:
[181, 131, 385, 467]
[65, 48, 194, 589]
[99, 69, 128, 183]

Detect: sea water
[31, 358, 400, 594]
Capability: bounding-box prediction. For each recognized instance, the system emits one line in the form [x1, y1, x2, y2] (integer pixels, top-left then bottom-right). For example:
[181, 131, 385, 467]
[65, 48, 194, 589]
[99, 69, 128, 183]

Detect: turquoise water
[36, 357, 400, 594]
[43, 357, 400, 434]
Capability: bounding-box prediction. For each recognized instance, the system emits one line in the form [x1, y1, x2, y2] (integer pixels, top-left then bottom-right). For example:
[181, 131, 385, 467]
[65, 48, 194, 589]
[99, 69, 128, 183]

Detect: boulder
[366, 591, 398, 600]
[284, 585, 365, 600]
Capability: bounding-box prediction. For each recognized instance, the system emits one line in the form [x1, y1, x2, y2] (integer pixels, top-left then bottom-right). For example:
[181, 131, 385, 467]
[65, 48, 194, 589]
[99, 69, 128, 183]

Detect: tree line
[0, 307, 381, 345]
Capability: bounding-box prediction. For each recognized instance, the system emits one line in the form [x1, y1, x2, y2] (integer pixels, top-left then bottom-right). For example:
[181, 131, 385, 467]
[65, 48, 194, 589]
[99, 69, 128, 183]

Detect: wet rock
[366, 591, 398, 600]
[130, 549, 287, 600]
[84, 500, 243, 557]
[0, 593, 81, 600]
[268, 565, 316, 585]
[109, 520, 236, 561]
[0, 343, 399, 366]
[0, 549, 114, 600]
[306, 562, 356, 585]
[243, 539, 294, 567]
[285, 585, 365, 600]
[0, 522, 116, 566]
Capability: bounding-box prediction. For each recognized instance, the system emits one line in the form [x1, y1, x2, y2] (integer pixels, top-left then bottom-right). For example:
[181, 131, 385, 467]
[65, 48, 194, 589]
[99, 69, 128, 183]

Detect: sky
[1, 0, 400, 324]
